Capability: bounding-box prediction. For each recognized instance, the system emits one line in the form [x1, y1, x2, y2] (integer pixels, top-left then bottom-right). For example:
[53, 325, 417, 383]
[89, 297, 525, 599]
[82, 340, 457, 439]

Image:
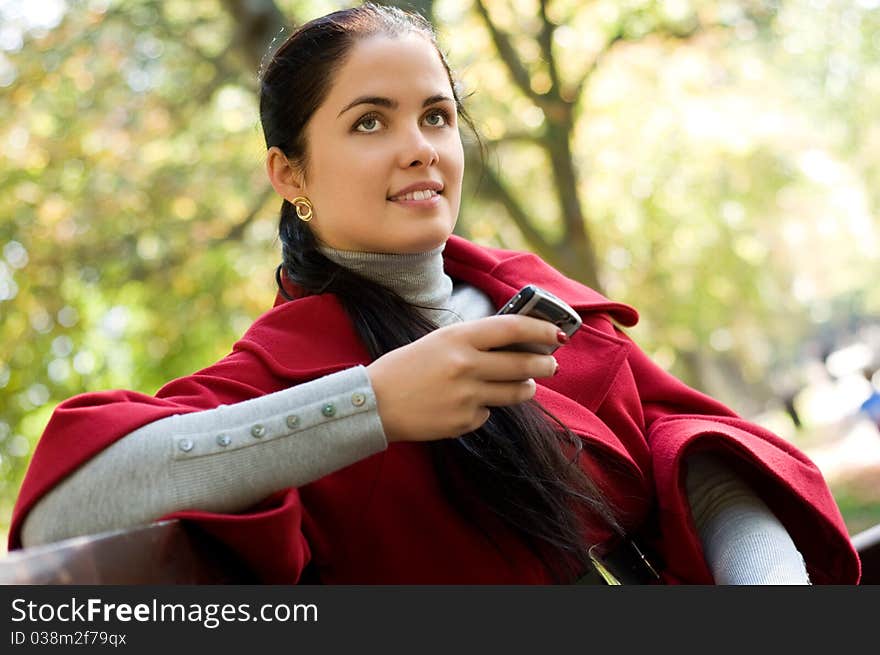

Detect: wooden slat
[1, 520, 878, 584]
[852, 523, 880, 585]
[0, 520, 254, 584]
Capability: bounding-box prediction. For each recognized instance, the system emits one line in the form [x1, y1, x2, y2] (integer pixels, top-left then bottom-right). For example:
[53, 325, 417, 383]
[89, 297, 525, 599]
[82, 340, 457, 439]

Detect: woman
[9, 3, 859, 584]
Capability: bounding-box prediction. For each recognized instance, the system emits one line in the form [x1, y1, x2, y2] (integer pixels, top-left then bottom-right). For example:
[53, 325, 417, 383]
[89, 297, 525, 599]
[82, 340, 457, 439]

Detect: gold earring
[292, 196, 313, 222]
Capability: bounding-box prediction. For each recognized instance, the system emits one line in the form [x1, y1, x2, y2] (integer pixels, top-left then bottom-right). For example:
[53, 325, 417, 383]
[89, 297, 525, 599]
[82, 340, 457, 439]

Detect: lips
[388, 180, 444, 201]
[390, 189, 440, 201]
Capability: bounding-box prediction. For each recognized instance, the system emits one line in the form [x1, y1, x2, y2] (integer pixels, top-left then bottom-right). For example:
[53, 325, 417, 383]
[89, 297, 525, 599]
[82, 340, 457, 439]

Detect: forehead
[323, 33, 453, 109]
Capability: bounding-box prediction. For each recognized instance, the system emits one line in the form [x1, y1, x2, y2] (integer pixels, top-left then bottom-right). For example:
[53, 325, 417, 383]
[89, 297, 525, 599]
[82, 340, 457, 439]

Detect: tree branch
[571, 26, 625, 106]
[537, 0, 562, 96]
[571, 16, 713, 105]
[486, 131, 543, 147]
[219, 0, 290, 74]
[122, 184, 277, 283]
[219, 185, 276, 243]
[471, 151, 555, 260]
[473, 0, 546, 109]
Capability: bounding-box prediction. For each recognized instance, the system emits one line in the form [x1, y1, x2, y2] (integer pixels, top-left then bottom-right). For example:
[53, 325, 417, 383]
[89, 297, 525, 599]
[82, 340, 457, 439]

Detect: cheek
[441, 141, 465, 199]
[321, 146, 387, 188]
[443, 136, 465, 178]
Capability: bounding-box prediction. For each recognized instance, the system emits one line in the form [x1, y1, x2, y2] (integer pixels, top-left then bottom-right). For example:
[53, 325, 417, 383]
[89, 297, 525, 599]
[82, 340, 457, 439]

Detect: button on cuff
[172, 387, 374, 460]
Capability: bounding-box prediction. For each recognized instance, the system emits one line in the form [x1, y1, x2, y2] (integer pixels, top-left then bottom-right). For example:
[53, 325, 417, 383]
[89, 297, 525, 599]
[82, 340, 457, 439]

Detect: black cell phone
[494, 284, 582, 355]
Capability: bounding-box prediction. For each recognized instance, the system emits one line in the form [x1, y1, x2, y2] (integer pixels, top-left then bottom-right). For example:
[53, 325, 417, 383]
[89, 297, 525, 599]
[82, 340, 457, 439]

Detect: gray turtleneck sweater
[20, 245, 810, 584]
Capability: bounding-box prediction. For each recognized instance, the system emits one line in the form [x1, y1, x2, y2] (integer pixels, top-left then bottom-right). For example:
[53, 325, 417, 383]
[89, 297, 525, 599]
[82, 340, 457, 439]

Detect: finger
[462, 406, 491, 434]
[466, 314, 563, 352]
[471, 350, 558, 381]
[479, 378, 538, 407]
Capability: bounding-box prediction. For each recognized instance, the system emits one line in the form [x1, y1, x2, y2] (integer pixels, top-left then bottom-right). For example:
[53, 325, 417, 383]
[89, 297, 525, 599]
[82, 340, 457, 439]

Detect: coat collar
[248, 235, 638, 383]
[441, 235, 639, 327]
[274, 235, 638, 324]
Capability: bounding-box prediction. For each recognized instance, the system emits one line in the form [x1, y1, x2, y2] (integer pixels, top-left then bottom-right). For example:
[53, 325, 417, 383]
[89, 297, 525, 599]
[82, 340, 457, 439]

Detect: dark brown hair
[259, 2, 622, 582]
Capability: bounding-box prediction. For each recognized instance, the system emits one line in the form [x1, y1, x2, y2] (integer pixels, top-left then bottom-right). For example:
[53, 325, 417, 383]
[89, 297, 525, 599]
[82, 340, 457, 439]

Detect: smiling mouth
[388, 189, 442, 201]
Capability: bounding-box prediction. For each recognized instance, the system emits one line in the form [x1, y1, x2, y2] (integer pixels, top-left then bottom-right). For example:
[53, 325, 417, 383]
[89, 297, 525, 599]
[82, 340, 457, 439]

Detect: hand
[366, 314, 561, 443]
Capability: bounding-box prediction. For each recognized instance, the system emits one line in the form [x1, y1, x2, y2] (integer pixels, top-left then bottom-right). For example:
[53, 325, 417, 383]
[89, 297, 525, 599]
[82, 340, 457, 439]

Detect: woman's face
[297, 33, 465, 254]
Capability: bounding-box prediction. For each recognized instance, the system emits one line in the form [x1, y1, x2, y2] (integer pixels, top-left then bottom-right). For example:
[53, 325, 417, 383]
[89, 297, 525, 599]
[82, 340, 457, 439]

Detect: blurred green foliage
[1, 0, 879, 546]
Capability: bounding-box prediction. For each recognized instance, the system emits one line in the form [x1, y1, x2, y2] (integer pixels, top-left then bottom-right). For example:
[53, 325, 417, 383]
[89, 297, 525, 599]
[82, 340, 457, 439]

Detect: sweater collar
[275, 235, 638, 327]
[318, 243, 457, 326]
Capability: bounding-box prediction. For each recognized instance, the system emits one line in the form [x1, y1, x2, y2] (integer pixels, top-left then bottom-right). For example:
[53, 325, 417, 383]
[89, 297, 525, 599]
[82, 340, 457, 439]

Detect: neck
[318, 243, 457, 326]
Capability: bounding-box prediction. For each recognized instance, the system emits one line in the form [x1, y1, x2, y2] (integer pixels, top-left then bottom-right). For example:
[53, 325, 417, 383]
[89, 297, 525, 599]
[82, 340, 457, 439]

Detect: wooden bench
[852, 522, 880, 584]
[1, 519, 877, 584]
[0, 521, 255, 584]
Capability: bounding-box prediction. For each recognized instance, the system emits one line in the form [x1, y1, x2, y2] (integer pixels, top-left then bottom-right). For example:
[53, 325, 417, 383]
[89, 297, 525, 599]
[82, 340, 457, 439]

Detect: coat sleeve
[9, 347, 313, 584]
[605, 328, 861, 584]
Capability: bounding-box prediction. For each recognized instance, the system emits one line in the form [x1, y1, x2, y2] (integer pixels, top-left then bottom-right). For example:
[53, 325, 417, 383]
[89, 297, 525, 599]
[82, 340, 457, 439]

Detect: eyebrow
[337, 94, 454, 118]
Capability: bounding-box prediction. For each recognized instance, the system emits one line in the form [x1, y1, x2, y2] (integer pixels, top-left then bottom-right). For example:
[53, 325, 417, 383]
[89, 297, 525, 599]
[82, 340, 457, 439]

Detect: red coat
[9, 236, 860, 584]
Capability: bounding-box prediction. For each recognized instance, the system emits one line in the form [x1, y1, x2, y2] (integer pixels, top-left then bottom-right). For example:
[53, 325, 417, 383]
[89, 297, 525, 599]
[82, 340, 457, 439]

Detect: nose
[398, 127, 438, 169]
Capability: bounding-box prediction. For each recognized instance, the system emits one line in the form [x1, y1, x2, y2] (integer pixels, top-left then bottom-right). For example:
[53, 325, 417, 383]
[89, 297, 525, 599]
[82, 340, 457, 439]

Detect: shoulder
[443, 234, 540, 269]
[233, 293, 370, 379]
[444, 236, 639, 328]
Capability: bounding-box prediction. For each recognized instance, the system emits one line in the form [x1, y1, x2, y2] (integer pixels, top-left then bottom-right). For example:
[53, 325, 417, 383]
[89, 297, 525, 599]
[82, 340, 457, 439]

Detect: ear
[266, 147, 305, 201]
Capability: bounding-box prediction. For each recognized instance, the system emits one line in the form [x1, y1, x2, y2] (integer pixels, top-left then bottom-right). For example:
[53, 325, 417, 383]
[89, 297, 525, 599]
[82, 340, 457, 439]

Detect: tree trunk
[219, 0, 289, 73]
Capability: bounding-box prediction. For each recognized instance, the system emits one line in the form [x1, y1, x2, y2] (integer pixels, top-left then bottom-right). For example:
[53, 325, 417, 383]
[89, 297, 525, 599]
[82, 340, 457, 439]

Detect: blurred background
[1, 0, 879, 553]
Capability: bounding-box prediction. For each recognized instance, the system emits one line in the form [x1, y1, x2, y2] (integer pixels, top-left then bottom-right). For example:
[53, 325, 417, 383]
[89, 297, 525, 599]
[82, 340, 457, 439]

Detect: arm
[592, 323, 858, 583]
[685, 453, 810, 584]
[21, 312, 563, 547]
[21, 366, 386, 547]
[13, 311, 570, 583]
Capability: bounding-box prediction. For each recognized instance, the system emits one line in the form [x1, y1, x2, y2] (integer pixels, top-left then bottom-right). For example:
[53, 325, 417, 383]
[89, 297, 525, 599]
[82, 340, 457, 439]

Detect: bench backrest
[2, 520, 877, 584]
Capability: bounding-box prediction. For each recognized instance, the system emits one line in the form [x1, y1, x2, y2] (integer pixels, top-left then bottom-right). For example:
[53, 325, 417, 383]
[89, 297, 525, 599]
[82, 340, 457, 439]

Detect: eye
[423, 108, 451, 127]
[354, 113, 383, 133]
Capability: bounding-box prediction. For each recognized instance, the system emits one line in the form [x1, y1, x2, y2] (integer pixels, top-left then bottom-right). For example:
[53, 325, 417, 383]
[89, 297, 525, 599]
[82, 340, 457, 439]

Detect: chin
[397, 227, 453, 254]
